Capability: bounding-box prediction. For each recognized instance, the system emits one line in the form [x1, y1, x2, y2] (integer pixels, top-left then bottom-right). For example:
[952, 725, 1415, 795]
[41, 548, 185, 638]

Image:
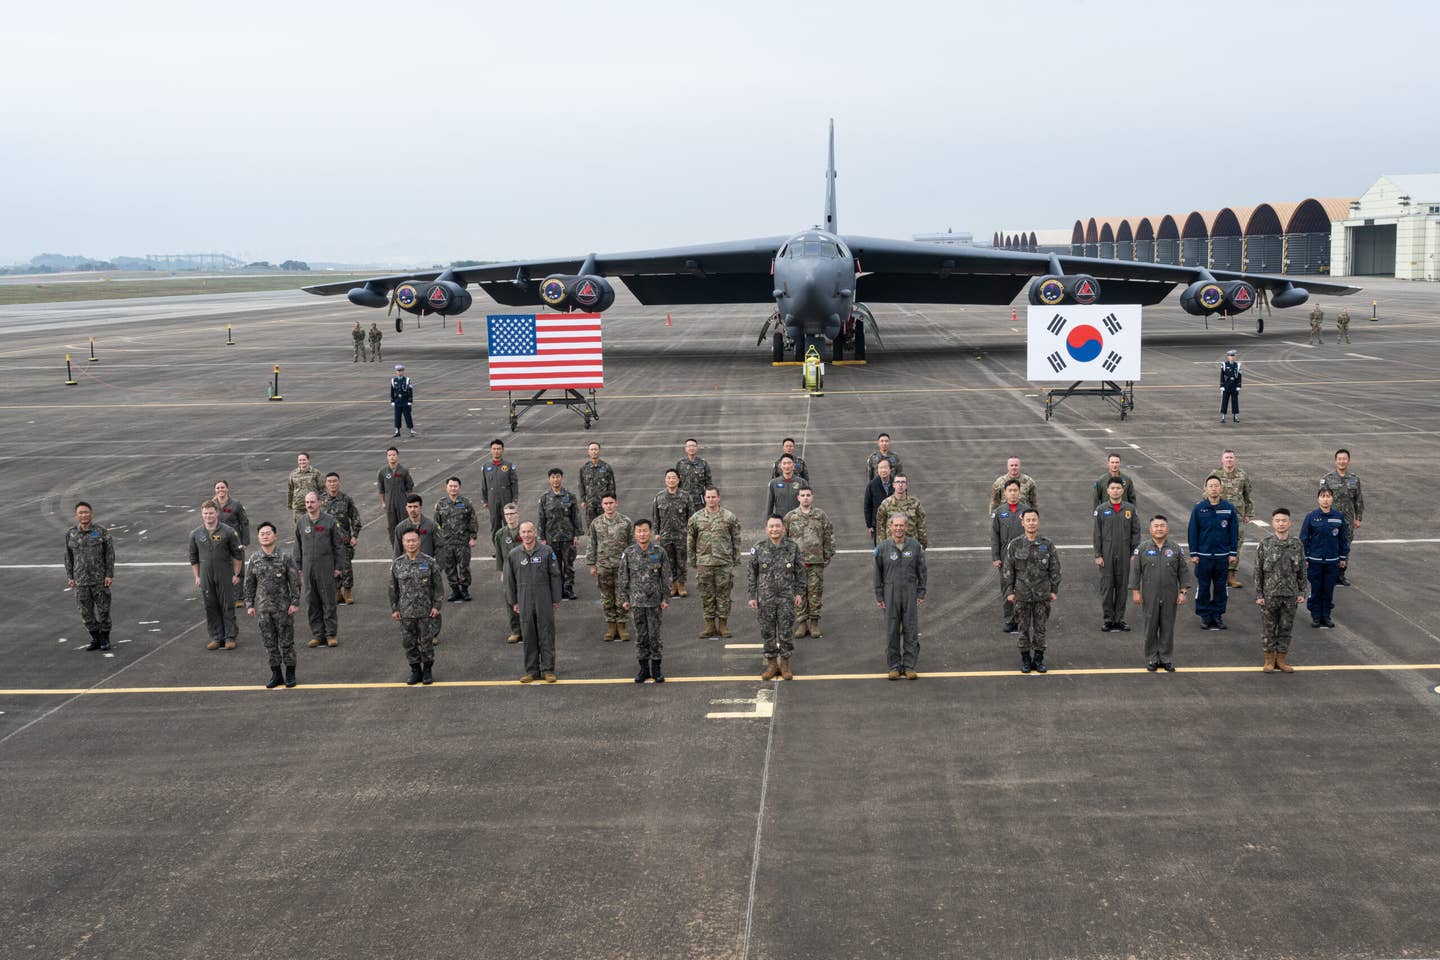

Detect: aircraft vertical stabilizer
[824, 119, 837, 235]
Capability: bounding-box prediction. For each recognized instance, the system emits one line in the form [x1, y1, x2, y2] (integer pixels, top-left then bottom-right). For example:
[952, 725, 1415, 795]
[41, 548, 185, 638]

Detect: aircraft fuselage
[773, 230, 855, 342]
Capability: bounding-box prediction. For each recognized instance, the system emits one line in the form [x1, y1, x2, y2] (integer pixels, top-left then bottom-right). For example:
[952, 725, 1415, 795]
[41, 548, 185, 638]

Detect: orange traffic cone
[665, 313, 672, 327]
[456, 318, 464, 335]
[1011, 307, 1017, 324]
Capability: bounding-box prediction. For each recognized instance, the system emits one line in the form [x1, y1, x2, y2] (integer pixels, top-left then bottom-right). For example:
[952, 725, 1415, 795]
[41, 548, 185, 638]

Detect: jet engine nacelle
[393, 279, 473, 316]
[1027, 274, 1102, 306]
[348, 285, 389, 309]
[1272, 284, 1309, 309]
[1179, 280, 1227, 316]
[1220, 281, 1256, 314]
[539, 274, 615, 312]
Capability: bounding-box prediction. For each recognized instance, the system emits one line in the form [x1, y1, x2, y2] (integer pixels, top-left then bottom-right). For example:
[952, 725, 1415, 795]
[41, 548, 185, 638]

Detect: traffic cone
[665, 313, 672, 327]
[1011, 307, 1018, 324]
[457, 318, 463, 335]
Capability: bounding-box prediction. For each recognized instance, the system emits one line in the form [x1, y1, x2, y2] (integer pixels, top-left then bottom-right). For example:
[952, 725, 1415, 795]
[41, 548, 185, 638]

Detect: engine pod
[1028, 275, 1066, 306]
[1063, 275, 1101, 305]
[1220, 281, 1256, 313]
[1179, 280, 1226, 316]
[570, 275, 615, 312]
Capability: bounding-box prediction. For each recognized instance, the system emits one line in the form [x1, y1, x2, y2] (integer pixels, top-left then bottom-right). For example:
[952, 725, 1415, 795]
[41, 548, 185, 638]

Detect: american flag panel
[487, 313, 603, 391]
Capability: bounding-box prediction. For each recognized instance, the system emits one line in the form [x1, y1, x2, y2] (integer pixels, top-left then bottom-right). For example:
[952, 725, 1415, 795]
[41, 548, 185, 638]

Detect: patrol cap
[1226, 349, 1237, 356]
[394, 363, 405, 371]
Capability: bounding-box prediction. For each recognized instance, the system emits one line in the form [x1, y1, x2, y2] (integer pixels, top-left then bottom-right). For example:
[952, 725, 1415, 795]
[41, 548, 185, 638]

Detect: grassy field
[0, 272, 375, 304]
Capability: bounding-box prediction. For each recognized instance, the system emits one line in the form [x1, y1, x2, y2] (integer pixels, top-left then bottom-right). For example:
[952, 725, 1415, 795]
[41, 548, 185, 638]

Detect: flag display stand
[507, 388, 599, 432]
[1043, 380, 1134, 421]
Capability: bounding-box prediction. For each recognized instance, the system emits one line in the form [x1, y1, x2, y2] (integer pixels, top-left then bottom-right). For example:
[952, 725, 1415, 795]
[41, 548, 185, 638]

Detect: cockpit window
[787, 239, 840, 258]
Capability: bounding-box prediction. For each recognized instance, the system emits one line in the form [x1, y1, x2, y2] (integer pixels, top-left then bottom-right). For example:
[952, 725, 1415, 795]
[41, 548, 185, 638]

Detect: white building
[1332, 174, 1440, 280]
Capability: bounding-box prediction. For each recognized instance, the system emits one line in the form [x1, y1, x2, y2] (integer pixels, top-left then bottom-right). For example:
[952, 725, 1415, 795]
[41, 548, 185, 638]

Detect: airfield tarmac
[1, 277, 1438, 960]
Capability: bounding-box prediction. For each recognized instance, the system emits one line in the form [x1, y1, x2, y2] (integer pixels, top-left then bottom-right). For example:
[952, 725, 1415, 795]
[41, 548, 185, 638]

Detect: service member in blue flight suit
[1187, 475, 1240, 631]
[1299, 486, 1349, 629]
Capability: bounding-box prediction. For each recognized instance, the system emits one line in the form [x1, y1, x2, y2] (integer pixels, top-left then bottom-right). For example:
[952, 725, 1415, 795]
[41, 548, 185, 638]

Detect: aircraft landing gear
[772, 331, 785, 363]
[852, 322, 867, 361]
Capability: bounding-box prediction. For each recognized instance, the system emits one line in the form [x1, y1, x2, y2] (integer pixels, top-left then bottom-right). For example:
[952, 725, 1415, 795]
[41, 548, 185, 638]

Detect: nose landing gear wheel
[771, 332, 785, 363]
[852, 323, 866, 361]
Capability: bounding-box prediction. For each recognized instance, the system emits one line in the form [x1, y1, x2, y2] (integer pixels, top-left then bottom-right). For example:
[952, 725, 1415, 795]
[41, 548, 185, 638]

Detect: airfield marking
[706, 687, 775, 720]
[1282, 341, 1315, 349]
[3, 663, 1438, 698]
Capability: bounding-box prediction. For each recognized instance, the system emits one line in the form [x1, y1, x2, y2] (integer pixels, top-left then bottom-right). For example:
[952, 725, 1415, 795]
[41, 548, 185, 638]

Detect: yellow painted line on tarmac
[2, 662, 1437, 697]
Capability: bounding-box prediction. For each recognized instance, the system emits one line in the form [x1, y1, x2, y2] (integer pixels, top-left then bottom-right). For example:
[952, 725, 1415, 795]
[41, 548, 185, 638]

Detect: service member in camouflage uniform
[1336, 306, 1351, 344]
[587, 494, 634, 641]
[687, 486, 744, 638]
[190, 500, 245, 651]
[538, 468, 583, 600]
[320, 472, 362, 604]
[390, 529, 443, 686]
[652, 469, 692, 597]
[1002, 507, 1062, 674]
[295, 492, 347, 648]
[212, 481, 250, 607]
[578, 442, 617, 526]
[1321, 448, 1364, 585]
[1214, 449, 1253, 587]
[434, 476, 480, 602]
[875, 475, 928, 548]
[1254, 507, 1307, 674]
[65, 501, 116, 651]
[367, 321, 382, 362]
[480, 438, 520, 535]
[748, 516, 806, 681]
[243, 521, 301, 688]
[990, 479, 1028, 633]
[377, 447, 414, 551]
[1308, 305, 1324, 344]
[493, 503, 524, 642]
[506, 521, 562, 682]
[874, 514, 927, 680]
[1090, 454, 1137, 509]
[1093, 478, 1141, 633]
[772, 438, 809, 481]
[675, 438, 713, 517]
[866, 433, 902, 482]
[989, 457, 1039, 513]
[352, 321, 367, 362]
[619, 518, 673, 683]
[784, 486, 834, 638]
[287, 452, 324, 531]
[1130, 515, 1191, 672]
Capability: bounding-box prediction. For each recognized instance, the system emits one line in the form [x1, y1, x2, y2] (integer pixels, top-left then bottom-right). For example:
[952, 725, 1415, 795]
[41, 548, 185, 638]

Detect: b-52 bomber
[304, 121, 1361, 362]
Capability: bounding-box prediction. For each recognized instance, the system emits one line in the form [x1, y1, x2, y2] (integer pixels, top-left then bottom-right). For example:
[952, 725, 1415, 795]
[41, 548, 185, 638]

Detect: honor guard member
[748, 515, 806, 681]
[766, 455, 805, 518]
[1255, 508, 1307, 673]
[493, 503, 524, 642]
[675, 438, 712, 517]
[784, 485, 835, 638]
[866, 433, 902, 482]
[65, 501, 116, 651]
[1187, 476, 1240, 630]
[989, 457, 1039, 513]
[991, 479, 1029, 633]
[212, 481, 250, 607]
[1093, 479, 1141, 633]
[539, 468, 583, 600]
[875, 475, 928, 548]
[480, 438, 520, 535]
[1300, 486, 1349, 629]
[1091, 454, 1138, 509]
[864, 458, 895, 543]
[377, 447, 414, 551]
[1002, 507, 1062, 674]
[434, 476, 479, 602]
[578, 442, 617, 526]
[1219, 349, 1242, 423]
[352, 321, 367, 362]
[1214, 450, 1253, 588]
[688, 486, 744, 639]
[1336, 305, 1352, 343]
[390, 363, 417, 438]
[652, 469, 692, 597]
[320, 472, 362, 604]
[506, 521, 562, 683]
[587, 494, 634, 641]
[1308, 304, 1324, 344]
[619, 518, 672, 683]
[189, 499, 244, 651]
[244, 522, 301, 689]
[295, 491, 347, 648]
[390, 529, 442, 685]
[874, 514, 927, 681]
[287, 452, 323, 531]
[367, 321, 382, 362]
[1321, 448, 1364, 585]
[1130, 515, 1190, 671]
[772, 438, 809, 481]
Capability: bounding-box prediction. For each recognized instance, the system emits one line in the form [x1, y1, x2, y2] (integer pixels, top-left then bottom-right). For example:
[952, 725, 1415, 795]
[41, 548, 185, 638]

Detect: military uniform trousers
[552, 540, 577, 593]
[696, 564, 734, 619]
[758, 599, 798, 660]
[74, 584, 112, 634]
[1014, 599, 1051, 653]
[996, 568, 1015, 623]
[1142, 595, 1178, 664]
[1221, 387, 1239, 418]
[520, 608, 556, 675]
[801, 563, 826, 620]
[661, 539, 687, 584]
[400, 615, 437, 665]
[596, 565, 623, 622]
[353, 339, 366, 361]
[385, 509, 407, 549]
[1306, 561, 1340, 621]
[339, 542, 356, 590]
[256, 610, 297, 668]
[487, 502, 509, 536]
[1098, 552, 1129, 624]
[1193, 556, 1230, 619]
[631, 605, 664, 660]
[303, 563, 339, 640]
[884, 595, 921, 672]
[442, 540, 471, 590]
[200, 572, 238, 644]
[1229, 528, 1246, 573]
[1262, 597, 1300, 653]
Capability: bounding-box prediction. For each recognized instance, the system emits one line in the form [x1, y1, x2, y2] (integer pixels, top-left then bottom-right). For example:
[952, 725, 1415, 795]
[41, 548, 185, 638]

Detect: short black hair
[665, 468, 680, 479]
[1335, 448, 1351, 458]
[1021, 507, 1039, 518]
[1107, 478, 1126, 488]
[1272, 507, 1291, 518]
[256, 521, 276, 535]
[386, 446, 399, 455]
[548, 468, 564, 477]
[876, 432, 890, 441]
[778, 454, 794, 463]
[797, 484, 813, 493]
[601, 493, 617, 502]
[406, 493, 423, 505]
[1205, 474, 1222, 485]
[445, 476, 461, 485]
[684, 438, 698, 445]
[704, 485, 719, 496]
[1151, 514, 1168, 523]
[1004, 478, 1020, 490]
[401, 529, 420, 539]
[782, 437, 795, 445]
[632, 518, 651, 531]
[766, 514, 786, 523]
[489, 438, 505, 448]
[325, 471, 340, 480]
[75, 500, 92, 511]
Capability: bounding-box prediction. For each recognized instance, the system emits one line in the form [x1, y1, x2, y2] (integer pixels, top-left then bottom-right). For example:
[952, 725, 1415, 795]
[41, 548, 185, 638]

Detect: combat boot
[617, 622, 630, 642]
[337, 586, 347, 605]
[506, 632, 521, 643]
[1227, 572, 1243, 589]
[224, 640, 237, 650]
[284, 665, 297, 688]
[698, 618, 716, 639]
[406, 663, 422, 685]
[650, 659, 665, 683]
[83, 631, 102, 651]
[1033, 651, 1047, 674]
[603, 622, 618, 642]
[421, 661, 434, 685]
[447, 588, 462, 603]
[207, 641, 222, 651]
[266, 667, 283, 689]
[344, 587, 355, 604]
[669, 581, 679, 598]
[1020, 652, 1033, 674]
[761, 658, 780, 681]
[98, 633, 112, 652]
[1263, 651, 1276, 673]
[676, 581, 688, 597]
[326, 636, 338, 647]
[793, 620, 807, 639]
[634, 660, 651, 683]
[807, 619, 823, 639]
[307, 637, 322, 648]
[779, 658, 793, 681]
[717, 618, 732, 639]
[1275, 652, 1295, 673]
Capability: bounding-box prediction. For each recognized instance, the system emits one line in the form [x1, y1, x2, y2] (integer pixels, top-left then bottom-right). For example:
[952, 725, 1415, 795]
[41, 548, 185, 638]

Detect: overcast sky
[3, 0, 1436, 266]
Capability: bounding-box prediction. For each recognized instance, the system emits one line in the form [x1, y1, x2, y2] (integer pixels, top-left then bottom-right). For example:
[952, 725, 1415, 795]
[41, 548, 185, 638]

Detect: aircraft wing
[840, 235, 1362, 306]
[303, 237, 787, 307]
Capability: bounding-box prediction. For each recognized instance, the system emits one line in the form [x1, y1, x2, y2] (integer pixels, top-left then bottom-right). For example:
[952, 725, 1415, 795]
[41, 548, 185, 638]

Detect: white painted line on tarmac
[724, 643, 765, 650]
[1347, 353, 1383, 360]
[1283, 341, 1315, 348]
[707, 686, 775, 719]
